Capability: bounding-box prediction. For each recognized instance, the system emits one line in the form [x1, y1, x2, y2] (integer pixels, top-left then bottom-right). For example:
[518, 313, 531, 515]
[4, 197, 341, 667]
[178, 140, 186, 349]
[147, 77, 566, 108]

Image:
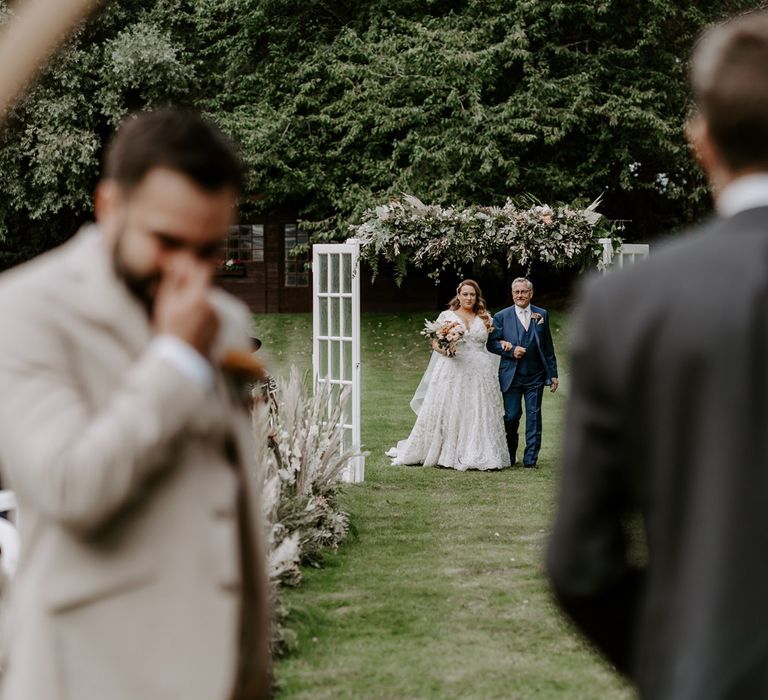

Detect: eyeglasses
[512, 290, 532, 295]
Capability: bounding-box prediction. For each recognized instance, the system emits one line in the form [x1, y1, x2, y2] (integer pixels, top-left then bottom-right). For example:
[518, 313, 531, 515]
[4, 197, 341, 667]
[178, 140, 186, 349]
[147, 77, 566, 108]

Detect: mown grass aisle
[252, 312, 632, 700]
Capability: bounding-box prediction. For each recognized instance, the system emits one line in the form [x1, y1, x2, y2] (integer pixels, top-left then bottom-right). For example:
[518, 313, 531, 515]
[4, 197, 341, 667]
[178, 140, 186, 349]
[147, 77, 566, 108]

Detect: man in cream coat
[0, 111, 270, 699]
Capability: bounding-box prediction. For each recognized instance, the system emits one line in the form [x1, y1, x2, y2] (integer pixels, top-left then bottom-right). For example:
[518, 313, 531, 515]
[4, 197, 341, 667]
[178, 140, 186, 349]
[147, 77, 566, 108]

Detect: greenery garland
[350, 194, 621, 283]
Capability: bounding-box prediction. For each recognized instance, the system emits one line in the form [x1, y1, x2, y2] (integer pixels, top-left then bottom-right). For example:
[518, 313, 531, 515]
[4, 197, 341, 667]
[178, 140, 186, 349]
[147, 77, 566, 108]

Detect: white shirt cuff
[149, 335, 214, 390]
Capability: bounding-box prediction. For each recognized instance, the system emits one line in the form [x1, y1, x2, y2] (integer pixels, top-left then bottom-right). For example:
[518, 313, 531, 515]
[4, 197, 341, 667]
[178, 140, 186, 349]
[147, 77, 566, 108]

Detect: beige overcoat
[0, 228, 270, 700]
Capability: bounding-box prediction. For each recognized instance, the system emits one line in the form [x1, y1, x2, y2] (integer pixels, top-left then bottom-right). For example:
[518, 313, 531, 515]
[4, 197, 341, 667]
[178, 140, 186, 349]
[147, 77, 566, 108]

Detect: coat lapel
[529, 306, 541, 345]
[62, 226, 152, 360]
[61, 227, 239, 437]
[529, 306, 549, 368]
[510, 308, 523, 345]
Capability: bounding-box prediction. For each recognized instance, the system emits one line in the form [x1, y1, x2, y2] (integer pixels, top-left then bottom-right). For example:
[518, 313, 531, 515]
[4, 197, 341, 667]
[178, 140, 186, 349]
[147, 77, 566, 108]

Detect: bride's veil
[409, 350, 441, 414]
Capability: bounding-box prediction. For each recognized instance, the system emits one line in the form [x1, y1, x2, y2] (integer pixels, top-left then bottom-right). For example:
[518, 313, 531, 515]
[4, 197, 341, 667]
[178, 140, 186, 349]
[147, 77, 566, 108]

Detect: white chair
[599, 238, 650, 272]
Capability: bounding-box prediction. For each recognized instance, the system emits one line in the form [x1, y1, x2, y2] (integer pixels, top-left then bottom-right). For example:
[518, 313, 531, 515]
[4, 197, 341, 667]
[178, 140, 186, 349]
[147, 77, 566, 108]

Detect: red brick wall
[217, 215, 441, 313]
[219, 262, 440, 313]
[216, 264, 267, 312]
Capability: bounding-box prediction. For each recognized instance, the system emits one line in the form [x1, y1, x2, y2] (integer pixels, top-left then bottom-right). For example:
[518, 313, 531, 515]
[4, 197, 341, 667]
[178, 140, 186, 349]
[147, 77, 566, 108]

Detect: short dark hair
[691, 11, 768, 171]
[103, 109, 244, 193]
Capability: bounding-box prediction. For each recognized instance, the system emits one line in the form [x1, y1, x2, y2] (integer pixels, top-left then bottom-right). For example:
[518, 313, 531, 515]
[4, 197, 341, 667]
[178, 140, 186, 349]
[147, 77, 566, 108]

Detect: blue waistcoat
[515, 315, 545, 377]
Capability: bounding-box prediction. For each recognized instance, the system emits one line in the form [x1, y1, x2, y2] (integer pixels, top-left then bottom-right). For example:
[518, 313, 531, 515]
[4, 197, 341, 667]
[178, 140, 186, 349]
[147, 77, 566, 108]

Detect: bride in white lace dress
[388, 280, 510, 471]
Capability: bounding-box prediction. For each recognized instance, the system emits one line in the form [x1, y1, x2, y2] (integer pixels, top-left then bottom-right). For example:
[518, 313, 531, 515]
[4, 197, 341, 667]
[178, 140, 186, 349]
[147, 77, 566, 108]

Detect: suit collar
[55, 228, 257, 460]
[62, 226, 252, 359]
[61, 225, 152, 356]
[722, 205, 768, 229]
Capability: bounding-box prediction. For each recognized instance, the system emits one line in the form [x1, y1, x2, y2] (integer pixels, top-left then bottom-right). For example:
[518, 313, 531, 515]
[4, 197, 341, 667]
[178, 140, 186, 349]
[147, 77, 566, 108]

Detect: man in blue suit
[487, 278, 558, 468]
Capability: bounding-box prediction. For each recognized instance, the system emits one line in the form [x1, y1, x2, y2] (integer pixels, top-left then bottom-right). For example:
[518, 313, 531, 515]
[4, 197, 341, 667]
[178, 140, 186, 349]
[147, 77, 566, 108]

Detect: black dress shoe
[523, 462, 537, 469]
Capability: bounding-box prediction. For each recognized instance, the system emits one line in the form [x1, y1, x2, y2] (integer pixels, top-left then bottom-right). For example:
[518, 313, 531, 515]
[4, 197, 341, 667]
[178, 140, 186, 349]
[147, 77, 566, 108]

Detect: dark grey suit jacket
[547, 206, 768, 700]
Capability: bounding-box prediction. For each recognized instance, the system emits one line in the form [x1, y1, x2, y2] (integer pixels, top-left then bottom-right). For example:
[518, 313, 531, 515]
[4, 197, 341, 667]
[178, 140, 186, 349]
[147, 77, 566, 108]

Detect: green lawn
[251, 311, 633, 700]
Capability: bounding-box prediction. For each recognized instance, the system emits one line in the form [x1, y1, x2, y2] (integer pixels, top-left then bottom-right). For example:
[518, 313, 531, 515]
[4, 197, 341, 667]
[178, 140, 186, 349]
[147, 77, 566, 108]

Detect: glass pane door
[312, 243, 363, 482]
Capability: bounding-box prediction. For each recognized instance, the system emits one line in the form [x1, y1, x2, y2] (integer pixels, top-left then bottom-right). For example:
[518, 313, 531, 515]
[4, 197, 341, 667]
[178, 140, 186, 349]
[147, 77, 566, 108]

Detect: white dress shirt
[150, 334, 214, 390]
[717, 174, 768, 217]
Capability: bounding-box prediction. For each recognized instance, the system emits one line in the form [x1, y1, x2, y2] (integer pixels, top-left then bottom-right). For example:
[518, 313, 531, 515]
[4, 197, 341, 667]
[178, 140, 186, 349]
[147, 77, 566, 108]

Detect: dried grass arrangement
[251, 367, 360, 653]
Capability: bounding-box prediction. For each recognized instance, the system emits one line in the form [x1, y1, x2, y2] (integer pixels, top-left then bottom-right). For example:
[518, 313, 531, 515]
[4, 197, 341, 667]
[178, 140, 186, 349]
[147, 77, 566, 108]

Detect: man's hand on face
[153, 256, 218, 357]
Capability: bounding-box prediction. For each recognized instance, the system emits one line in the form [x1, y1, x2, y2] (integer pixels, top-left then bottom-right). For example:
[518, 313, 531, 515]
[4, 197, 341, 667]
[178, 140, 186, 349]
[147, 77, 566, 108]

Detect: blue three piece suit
[486, 304, 558, 466]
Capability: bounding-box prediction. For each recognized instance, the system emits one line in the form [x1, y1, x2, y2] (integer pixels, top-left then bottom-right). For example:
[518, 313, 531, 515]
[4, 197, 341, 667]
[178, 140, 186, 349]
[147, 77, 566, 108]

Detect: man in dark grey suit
[547, 11, 768, 700]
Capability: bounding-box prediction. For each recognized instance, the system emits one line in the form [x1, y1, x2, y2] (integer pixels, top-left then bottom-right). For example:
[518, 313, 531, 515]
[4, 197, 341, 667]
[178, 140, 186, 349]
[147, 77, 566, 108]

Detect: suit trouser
[502, 372, 545, 465]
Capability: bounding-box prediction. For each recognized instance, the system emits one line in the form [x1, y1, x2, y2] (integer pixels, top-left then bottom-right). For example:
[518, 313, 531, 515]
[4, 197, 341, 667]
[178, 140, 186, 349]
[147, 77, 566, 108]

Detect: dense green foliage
[1, 0, 764, 267]
[0, 1, 198, 266]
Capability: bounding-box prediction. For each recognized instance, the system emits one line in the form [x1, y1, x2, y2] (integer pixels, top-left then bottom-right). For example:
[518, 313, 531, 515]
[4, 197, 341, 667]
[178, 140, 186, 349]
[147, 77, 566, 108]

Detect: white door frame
[312, 242, 364, 482]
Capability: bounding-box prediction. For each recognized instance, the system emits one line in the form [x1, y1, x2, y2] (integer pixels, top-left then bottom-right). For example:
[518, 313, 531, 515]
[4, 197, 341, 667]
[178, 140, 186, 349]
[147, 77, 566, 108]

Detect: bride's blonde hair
[448, 279, 494, 331]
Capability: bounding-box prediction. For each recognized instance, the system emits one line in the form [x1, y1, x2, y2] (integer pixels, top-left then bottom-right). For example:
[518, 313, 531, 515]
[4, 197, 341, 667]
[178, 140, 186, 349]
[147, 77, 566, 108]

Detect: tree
[0, 0, 198, 267]
[1, 0, 765, 268]
[200, 0, 765, 239]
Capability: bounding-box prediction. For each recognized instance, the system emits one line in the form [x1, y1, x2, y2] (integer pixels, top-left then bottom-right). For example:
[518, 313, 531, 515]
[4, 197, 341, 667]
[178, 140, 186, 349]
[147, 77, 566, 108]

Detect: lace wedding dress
[387, 310, 510, 471]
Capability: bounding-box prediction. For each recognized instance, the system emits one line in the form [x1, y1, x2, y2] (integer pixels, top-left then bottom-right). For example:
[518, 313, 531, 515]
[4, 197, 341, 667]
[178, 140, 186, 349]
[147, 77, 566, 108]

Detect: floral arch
[350, 194, 620, 283]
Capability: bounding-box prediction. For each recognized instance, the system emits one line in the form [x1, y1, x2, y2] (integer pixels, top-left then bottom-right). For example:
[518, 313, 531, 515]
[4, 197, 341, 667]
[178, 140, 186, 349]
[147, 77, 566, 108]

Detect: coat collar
[59, 225, 153, 356]
[60, 225, 253, 360]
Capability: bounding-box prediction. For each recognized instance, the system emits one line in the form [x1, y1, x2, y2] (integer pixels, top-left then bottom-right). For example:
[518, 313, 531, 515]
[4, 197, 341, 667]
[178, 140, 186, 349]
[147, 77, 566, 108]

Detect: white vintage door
[312, 242, 364, 483]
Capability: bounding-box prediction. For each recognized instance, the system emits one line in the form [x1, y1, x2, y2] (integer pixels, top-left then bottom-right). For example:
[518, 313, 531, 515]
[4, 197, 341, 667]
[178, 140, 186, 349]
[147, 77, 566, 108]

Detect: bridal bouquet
[421, 318, 466, 357]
